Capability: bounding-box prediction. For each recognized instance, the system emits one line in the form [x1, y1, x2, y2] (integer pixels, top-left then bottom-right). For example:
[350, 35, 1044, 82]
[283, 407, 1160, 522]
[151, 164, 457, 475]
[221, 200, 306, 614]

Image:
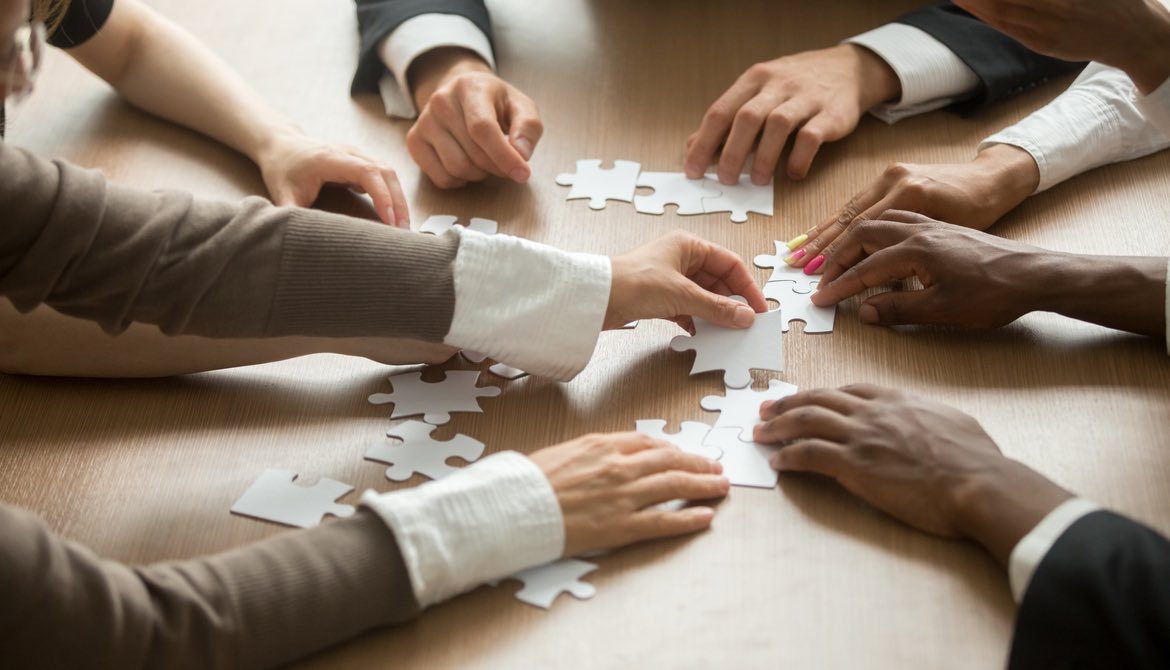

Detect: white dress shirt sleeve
[361, 451, 564, 608]
[443, 228, 611, 381]
[1008, 497, 1100, 603]
[980, 64, 1170, 193]
[375, 13, 496, 119]
[844, 23, 981, 125]
[1135, 75, 1170, 140]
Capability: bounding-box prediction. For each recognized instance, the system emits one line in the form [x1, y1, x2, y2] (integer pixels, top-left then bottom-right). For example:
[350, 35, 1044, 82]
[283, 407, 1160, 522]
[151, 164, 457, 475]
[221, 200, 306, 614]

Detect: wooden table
[5, 0, 1170, 667]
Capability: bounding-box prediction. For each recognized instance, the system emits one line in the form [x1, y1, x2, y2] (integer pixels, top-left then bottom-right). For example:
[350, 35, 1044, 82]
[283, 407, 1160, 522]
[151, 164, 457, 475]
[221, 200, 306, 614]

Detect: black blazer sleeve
[893, 2, 1084, 112]
[1009, 510, 1170, 669]
[351, 0, 493, 96]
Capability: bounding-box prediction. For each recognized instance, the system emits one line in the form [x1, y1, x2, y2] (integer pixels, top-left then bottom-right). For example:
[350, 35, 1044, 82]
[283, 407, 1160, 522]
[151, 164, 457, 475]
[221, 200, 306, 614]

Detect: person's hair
[30, 0, 69, 35]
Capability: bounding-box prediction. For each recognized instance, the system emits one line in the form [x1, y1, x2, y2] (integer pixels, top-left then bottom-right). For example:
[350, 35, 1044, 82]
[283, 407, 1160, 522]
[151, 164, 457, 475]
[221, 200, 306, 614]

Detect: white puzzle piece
[669, 296, 785, 388]
[700, 379, 800, 442]
[230, 469, 355, 528]
[365, 420, 486, 481]
[754, 241, 820, 291]
[555, 159, 641, 210]
[417, 215, 498, 235]
[488, 362, 528, 380]
[763, 282, 837, 333]
[702, 428, 779, 489]
[461, 350, 489, 364]
[368, 370, 501, 424]
[701, 174, 774, 223]
[635, 419, 720, 459]
[633, 172, 721, 215]
[621, 321, 640, 329]
[493, 558, 599, 609]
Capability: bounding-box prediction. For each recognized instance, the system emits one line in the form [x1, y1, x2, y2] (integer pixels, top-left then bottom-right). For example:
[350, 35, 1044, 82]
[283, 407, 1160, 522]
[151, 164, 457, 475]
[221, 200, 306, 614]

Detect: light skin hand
[684, 44, 900, 185]
[606, 231, 769, 332]
[528, 432, 729, 557]
[754, 384, 1073, 566]
[789, 144, 1040, 268]
[953, 0, 1170, 93]
[407, 47, 543, 189]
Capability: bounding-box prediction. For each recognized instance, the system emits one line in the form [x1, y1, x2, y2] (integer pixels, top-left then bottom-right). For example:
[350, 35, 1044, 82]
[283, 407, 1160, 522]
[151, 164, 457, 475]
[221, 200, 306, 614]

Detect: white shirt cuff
[1007, 497, 1100, 604]
[361, 451, 564, 608]
[980, 63, 1170, 193]
[443, 228, 610, 381]
[376, 13, 496, 119]
[845, 23, 980, 125]
[1135, 75, 1170, 140]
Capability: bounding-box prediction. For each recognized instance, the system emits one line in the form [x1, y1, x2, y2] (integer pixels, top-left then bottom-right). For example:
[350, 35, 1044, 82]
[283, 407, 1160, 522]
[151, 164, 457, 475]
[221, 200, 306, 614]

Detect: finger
[614, 431, 676, 455]
[811, 193, 904, 276]
[787, 112, 851, 180]
[753, 404, 858, 445]
[718, 93, 782, 184]
[856, 285, 943, 326]
[794, 182, 892, 269]
[759, 387, 868, 420]
[461, 91, 531, 180]
[811, 244, 921, 307]
[750, 98, 815, 185]
[683, 237, 769, 313]
[505, 93, 543, 163]
[622, 506, 717, 544]
[407, 130, 467, 189]
[680, 283, 759, 329]
[627, 444, 723, 478]
[430, 125, 491, 182]
[771, 439, 850, 477]
[341, 160, 397, 227]
[384, 167, 410, 229]
[627, 472, 730, 509]
[874, 209, 940, 226]
[838, 383, 891, 400]
[685, 81, 759, 178]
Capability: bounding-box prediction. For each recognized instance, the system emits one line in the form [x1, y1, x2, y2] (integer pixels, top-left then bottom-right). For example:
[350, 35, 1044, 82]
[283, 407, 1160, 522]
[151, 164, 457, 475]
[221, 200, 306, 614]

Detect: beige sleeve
[0, 141, 457, 341]
[0, 504, 419, 669]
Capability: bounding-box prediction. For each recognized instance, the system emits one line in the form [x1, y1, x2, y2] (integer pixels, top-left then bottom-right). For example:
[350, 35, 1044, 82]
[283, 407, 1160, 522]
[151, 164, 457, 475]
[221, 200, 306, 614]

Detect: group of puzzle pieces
[556, 159, 773, 223]
[754, 242, 836, 334]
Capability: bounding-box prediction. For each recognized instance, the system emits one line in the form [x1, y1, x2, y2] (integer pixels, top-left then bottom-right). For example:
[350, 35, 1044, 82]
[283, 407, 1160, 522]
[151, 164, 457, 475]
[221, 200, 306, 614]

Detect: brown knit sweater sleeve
[0, 504, 420, 669]
[0, 140, 457, 340]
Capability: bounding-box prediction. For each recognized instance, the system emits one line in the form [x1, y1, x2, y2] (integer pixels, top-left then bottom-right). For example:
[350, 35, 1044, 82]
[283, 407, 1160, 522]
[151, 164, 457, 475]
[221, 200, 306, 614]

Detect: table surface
[5, 0, 1170, 667]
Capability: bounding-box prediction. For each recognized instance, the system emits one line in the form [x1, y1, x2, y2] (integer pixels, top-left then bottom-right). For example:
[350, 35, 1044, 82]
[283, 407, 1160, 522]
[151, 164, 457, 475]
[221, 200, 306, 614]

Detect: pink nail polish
[804, 255, 825, 275]
[784, 248, 807, 265]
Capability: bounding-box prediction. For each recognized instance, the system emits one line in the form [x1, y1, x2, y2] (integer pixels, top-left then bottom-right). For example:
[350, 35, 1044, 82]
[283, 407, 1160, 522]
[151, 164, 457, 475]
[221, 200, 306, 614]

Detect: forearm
[1032, 254, 1167, 337]
[1115, 0, 1170, 94]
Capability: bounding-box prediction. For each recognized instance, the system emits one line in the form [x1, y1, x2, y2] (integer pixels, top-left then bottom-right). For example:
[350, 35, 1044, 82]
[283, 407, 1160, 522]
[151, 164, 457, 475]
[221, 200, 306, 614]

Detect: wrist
[408, 47, 493, 110]
[972, 144, 1040, 220]
[846, 44, 900, 109]
[250, 123, 305, 170]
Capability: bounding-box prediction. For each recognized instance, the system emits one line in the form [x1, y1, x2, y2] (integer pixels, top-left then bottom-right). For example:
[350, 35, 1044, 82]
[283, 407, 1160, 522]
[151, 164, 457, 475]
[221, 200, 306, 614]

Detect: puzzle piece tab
[700, 380, 800, 442]
[702, 428, 779, 489]
[365, 420, 486, 481]
[230, 469, 355, 528]
[635, 419, 720, 459]
[701, 174, 773, 223]
[493, 558, 599, 609]
[764, 282, 836, 333]
[417, 215, 498, 236]
[669, 296, 785, 388]
[633, 172, 721, 215]
[555, 159, 641, 210]
[754, 241, 820, 291]
[368, 370, 501, 424]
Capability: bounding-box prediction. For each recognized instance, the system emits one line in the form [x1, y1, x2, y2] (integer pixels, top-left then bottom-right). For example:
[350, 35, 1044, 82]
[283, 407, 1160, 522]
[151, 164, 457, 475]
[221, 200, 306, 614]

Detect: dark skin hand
[754, 384, 1074, 566]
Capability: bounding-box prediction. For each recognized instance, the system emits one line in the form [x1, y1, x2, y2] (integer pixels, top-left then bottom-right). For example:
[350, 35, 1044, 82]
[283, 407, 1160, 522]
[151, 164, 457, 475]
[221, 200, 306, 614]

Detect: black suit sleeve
[45, 0, 114, 49]
[350, 0, 493, 96]
[1009, 510, 1170, 669]
[893, 2, 1084, 112]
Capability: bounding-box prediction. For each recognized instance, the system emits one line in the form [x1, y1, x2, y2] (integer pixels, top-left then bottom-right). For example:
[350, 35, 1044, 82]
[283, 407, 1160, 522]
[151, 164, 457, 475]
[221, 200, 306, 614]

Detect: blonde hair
[30, 0, 70, 35]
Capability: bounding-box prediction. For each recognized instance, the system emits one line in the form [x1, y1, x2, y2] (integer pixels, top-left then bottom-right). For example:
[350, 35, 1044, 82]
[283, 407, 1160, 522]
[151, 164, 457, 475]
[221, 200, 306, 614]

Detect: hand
[684, 44, 900, 185]
[407, 48, 543, 189]
[809, 211, 1055, 328]
[754, 384, 1073, 565]
[256, 130, 409, 228]
[788, 144, 1040, 269]
[953, 0, 1170, 92]
[607, 231, 769, 332]
[528, 432, 730, 557]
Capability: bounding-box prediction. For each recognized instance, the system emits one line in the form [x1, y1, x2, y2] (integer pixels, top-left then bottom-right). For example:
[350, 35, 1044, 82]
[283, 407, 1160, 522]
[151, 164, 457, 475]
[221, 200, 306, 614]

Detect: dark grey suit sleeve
[1009, 510, 1170, 669]
[351, 0, 493, 96]
[894, 1, 1084, 112]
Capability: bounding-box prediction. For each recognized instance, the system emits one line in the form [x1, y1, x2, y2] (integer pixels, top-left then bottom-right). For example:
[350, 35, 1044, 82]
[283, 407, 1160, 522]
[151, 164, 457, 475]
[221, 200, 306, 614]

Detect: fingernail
[751, 172, 769, 186]
[803, 255, 825, 275]
[684, 163, 699, 178]
[509, 167, 529, 183]
[759, 399, 775, 414]
[513, 137, 534, 160]
[804, 225, 818, 234]
[386, 207, 397, 226]
[785, 234, 808, 250]
[689, 507, 716, 522]
[732, 304, 756, 327]
[784, 248, 807, 265]
[770, 453, 783, 470]
[752, 424, 764, 440]
[858, 304, 879, 324]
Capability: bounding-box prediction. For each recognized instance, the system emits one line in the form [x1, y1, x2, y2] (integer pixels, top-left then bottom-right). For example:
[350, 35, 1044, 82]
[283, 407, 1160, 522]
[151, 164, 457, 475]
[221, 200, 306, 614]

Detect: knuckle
[734, 107, 764, 127]
[705, 106, 734, 127]
[884, 162, 913, 181]
[797, 125, 825, 144]
[467, 117, 498, 141]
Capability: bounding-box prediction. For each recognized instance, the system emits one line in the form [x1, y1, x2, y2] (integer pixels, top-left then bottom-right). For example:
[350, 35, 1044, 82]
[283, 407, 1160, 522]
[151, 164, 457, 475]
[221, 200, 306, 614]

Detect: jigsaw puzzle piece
[365, 420, 486, 481]
[368, 370, 501, 424]
[635, 419, 720, 459]
[493, 558, 599, 609]
[230, 469, 355, 528]
[488, 362, 528, 380]
[753, 241, 820, 291]
[461, 350, 489, 364]
[701, 428, 779, 488]
[699, 380, 800, 442]
[763, 282, 836, 333]
[669, 296, 785, 388]
[555, 159, 641, 210]
[418, 215, 498, 236]
[633, 172, 721, 215]
[701, 174, 774, 223]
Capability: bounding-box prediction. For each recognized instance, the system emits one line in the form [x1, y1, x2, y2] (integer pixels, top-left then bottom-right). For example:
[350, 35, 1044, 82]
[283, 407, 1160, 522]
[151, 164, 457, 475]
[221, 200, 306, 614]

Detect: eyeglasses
[2, 21, 44, 102]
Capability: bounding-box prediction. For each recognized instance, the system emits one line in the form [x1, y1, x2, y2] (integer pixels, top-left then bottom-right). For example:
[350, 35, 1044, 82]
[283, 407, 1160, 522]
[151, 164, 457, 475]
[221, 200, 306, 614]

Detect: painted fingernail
[803, 255, 825, 275]
[784, 248, 807, 265]
[785, 234, 808, 250]
[858, 304, 879, 324]
[805, 225, 818, 234]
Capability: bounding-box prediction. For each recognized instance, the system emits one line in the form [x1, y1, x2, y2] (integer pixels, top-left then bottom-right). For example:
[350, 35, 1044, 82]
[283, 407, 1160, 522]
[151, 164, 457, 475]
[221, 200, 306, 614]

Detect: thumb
[857, 289, 936, 326]
[506, 99, 543, 161]
[682, 284, 757, 329]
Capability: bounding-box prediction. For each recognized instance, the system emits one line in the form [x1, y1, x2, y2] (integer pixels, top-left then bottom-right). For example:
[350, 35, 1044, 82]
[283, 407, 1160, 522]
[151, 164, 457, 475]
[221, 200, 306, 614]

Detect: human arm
[58, 0, 408, 225]
[1, 434, 729, 668]
[807, 212, 1166, 339]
